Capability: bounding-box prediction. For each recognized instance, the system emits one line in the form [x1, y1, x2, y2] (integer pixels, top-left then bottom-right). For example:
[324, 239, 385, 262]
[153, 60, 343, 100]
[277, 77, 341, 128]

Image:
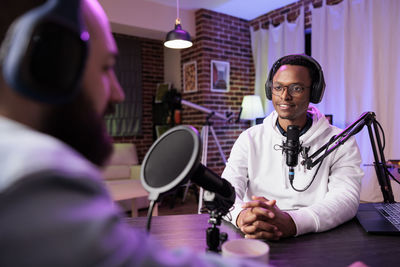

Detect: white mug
[221, 239, 270, 263]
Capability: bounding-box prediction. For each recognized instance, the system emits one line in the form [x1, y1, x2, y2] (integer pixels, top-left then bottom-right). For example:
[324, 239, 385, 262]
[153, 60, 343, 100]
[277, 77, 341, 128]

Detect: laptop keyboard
[375, 203, 400, 230]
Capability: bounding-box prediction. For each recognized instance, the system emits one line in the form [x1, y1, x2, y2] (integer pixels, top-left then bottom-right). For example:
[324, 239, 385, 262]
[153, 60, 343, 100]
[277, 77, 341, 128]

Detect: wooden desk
[126, 214, 400, 267]
[105, 179, 157, 217]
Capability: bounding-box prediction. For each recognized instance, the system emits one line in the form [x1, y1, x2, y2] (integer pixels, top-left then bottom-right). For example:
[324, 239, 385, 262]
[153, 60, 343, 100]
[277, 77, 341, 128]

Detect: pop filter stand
[206, 209, 228, 252]
[202, 188, 235, 252]
[301, 111, 395, 203]
[178, 100, 235, 252]
[146, 90, 238, 252]
[140, 124, 236, 253]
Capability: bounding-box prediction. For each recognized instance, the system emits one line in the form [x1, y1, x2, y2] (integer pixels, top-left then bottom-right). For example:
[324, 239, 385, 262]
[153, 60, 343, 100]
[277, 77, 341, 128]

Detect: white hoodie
[222, 106, 364, 236]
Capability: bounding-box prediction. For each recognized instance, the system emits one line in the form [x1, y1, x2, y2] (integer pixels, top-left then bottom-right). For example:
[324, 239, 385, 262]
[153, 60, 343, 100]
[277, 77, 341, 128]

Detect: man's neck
[276, 113, 312, 137]
[278, 116, 307, 132]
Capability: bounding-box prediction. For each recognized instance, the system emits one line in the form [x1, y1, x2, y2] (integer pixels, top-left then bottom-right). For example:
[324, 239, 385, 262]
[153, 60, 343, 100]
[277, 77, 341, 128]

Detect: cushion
[107, 143, 139, 165]
[103, 165, 131, 180]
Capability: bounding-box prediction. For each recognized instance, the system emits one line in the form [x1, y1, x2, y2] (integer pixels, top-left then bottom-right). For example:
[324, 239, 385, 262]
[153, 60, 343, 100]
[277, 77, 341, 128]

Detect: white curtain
[312, 0, 400, 202]
[251, 8, 305, 115]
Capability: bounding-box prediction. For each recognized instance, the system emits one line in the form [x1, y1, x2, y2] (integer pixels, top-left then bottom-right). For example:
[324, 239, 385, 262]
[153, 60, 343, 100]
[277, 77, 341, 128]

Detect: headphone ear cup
[0, 18, 18, 66]
[1, 0, 88, 104]
[309, 58, 325, 104]
[265, 64, 275, 101]
[310, 85, 319, 103]
[265, 81, 272, 100]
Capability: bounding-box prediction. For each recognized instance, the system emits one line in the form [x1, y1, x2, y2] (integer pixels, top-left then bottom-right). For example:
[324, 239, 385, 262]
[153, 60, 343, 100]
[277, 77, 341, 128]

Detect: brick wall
[179, 1, 345, 175]
[110, 0, 345, 172]
[113, 36, 164, 162]
[181, 9, 254, 175]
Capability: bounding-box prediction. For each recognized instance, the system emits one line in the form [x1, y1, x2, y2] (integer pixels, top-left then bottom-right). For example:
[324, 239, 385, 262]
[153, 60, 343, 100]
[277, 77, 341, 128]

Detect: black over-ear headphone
[0, 0, 88, 104]
[265, 54, 325, 104]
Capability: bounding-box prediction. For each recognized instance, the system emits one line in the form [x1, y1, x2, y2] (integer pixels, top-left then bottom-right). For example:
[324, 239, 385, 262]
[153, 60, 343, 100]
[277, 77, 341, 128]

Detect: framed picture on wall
[211, 60, 230, 92]
[183, 61, 197, 93]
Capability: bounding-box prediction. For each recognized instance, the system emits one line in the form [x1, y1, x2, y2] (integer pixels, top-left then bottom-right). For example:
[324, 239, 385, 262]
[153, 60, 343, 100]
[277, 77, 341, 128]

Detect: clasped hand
[237, 196, 296, 240]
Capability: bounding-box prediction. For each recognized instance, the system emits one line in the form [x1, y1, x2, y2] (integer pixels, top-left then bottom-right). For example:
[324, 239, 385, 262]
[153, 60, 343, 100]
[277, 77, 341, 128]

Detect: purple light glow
[81, 31, 90, 42]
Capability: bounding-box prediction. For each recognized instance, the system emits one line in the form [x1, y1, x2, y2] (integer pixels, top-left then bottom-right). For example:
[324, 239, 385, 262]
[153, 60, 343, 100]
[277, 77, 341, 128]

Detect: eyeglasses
[271, 84, 309, 97]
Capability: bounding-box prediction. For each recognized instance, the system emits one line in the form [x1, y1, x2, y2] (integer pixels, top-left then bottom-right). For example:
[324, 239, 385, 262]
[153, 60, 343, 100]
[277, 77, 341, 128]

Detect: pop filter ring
[141, 125, 233, 252]
[140, 125, 201, 202]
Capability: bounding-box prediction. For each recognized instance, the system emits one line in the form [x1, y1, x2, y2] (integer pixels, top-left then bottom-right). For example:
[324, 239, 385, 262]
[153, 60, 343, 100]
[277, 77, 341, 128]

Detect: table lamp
[240, 95, 265, 125]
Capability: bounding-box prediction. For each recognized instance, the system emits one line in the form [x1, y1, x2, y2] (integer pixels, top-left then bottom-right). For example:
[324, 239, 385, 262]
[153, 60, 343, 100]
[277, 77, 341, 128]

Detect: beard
[42, 92, 113, 167]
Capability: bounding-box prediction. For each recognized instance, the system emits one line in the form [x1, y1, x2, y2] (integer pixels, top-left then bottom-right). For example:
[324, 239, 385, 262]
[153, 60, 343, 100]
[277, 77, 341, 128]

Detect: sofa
[103, 143, 141, 181]
[102, 143, 156, 216]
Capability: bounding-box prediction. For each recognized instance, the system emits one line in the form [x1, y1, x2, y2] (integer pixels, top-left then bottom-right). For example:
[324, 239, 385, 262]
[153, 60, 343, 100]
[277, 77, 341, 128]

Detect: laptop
[356, 202, 400, 234]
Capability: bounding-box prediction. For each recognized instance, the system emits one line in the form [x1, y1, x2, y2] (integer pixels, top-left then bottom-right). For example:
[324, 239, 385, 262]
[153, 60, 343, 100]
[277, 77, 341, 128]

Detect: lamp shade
[164, 20, 193, 49]
[240, 95, 265, 120]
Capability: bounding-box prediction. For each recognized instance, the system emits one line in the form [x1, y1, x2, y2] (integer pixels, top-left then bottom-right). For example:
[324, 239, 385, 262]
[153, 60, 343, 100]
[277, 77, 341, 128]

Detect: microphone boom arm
[304, 112, 369, 169]
[302, 112, 395, 203]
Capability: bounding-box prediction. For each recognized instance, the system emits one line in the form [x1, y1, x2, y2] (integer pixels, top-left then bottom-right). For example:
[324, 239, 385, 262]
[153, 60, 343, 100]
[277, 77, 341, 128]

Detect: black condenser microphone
[141, 125, 235, 215]
[286, 125, 300, 183]
[191, 165, 235, 214]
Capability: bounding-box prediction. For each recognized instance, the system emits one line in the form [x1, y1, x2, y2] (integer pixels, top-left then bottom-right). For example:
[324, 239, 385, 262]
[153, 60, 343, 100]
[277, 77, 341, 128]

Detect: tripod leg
[209, 126, 227, 164]
[201, 126, 209, 165]
[197, 125, 209, 214]
[181, 180, 191, 203]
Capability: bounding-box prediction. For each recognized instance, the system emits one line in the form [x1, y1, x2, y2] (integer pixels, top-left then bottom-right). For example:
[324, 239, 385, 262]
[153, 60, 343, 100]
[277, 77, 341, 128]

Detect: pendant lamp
[164, 0, 193, 49]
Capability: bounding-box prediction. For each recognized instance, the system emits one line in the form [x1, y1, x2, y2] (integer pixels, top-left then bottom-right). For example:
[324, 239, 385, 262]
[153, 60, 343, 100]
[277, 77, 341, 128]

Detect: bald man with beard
[0, 1, 264, 266]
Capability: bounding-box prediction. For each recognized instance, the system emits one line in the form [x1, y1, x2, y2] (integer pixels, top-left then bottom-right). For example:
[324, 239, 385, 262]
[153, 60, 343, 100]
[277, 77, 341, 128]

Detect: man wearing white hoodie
[222, 54, 364, 240]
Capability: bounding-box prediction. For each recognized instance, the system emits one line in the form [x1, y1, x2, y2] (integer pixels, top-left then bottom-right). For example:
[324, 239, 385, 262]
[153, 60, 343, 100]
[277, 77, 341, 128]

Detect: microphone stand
[206, 209, 228, 252]
[302, 112, 395, 203]
[202, 190, 232, 252]
[180, 99, 235, 252]
[159, 96, 236, 251]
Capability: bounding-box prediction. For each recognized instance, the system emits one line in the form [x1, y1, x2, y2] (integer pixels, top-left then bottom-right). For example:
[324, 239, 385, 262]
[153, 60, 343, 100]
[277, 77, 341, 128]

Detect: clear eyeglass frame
[271, 84, 310, 97]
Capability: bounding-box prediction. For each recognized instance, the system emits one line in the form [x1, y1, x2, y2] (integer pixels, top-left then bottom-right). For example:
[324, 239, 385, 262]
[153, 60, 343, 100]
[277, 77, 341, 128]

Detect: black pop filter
[140, 125, 235, 213]
[140, 125, 201, 201]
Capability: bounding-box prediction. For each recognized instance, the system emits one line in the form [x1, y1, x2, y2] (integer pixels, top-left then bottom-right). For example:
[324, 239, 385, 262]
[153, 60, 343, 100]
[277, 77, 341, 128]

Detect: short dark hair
[270, 54, 319, 86]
